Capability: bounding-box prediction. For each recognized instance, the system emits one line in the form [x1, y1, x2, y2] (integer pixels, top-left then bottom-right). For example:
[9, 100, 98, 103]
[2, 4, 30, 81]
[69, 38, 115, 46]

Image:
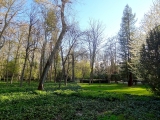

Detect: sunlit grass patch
[0, 95, 10, 101]
[54, 89, 76, 95]
[78, 83, 152, 96]
[0, 82, 159, 120]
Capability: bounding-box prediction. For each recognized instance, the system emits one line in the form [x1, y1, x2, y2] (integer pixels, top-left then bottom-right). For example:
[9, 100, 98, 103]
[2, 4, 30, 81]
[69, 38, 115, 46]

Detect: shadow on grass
[0, 82, 160, 120]
[0, 87, 160, 120]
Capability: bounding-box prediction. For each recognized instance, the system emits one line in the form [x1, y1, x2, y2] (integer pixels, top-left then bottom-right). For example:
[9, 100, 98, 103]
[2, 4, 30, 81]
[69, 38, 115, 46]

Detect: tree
[20, 5, 39, 87]
[141, 0, 160, 35]
[0, 0, 24, 50]
[140, 26, 160, 95]
[38, 0, 68, 90]
[105, 36, 118, 76]
[118, 4, 136, 86]
[10, 25, 24, 83]
[85, 20, 105, 84]
[127, 29, 145, 80]
[60, 22, 82, 86]
[39, 7, 57, 78]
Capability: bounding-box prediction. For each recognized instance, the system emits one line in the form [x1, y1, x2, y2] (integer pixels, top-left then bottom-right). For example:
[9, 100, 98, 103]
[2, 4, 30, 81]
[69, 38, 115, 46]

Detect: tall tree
[38, 0, 68, 90]
[85, 20, 105, 84]
[60, 23, 81, 86]
[39, 7, 57, 78]
[118, 4, 136, 86]
[105, 36, 118, 75]
[20, 5, 38, 87]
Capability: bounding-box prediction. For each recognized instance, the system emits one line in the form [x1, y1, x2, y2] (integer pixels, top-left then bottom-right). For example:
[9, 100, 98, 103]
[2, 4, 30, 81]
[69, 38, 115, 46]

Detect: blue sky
[74, 0, 153, 37]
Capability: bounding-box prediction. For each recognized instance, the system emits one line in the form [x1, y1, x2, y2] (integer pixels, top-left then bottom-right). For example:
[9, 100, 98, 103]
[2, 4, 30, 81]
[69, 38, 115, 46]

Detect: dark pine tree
[140, 26, 160, 95]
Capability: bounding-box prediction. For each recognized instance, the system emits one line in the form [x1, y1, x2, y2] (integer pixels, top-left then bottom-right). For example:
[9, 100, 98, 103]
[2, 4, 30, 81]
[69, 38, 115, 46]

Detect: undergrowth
[0, 82, 160, 120]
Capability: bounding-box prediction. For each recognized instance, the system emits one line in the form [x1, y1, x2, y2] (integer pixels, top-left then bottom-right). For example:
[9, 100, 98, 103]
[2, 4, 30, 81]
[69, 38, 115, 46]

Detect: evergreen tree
[140, 26, 160, 95]
[118, 4, 137, 86]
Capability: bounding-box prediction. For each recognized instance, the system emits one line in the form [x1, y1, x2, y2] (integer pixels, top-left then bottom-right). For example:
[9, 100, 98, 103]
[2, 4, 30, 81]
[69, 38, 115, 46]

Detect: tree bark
[20, 52, 28, 87]
[71, 52, 75, 82]
[128, 72, 133, 86]
[38, 0, 67, 90]
[28, 51, 35, 85]
[53, 54, 58, 83]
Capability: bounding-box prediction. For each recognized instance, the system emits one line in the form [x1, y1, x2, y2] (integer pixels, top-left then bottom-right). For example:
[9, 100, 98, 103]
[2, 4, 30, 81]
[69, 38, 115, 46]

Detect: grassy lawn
[78, 83, 152, 96]
[0, 82, 160, 120]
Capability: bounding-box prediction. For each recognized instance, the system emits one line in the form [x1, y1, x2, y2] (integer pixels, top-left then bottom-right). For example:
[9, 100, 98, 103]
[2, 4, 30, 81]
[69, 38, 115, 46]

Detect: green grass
[0, 81, 160, 120]
[78, 83, 152, 96]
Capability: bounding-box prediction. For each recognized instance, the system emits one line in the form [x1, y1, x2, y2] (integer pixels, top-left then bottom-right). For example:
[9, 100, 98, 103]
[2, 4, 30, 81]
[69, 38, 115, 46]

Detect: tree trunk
[40, 39, 47, 78]
[11, 47, 20, 84]
[71, 52, 75, 82]
[28, 51, 35, 85]
[53, 55, 57, 83]
[38, 0, 67, 90]
[90, 67, 93, 84]
[20, 54, 28, 87]
[65, 56, 70, 86]
[128, 72, 133, 86]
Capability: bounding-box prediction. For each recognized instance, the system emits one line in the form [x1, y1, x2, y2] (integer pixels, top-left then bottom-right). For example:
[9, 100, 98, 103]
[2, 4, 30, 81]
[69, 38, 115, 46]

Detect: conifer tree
[118, 4, 136, 86]
[140, 26, 160, 95]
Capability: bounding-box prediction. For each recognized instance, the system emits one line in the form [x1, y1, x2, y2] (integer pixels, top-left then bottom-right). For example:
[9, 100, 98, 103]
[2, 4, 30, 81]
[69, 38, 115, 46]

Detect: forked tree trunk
[38, 0, 67, 90]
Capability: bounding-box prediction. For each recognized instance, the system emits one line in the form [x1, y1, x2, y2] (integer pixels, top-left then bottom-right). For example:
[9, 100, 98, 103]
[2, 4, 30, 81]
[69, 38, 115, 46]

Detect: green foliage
[140, 26, 160, 95]
[111, 73, 120, 82]
[118, 5, 137, 81]
[0, 82, 160, 120]
[119, 62, 128, 79]
[75, 61, 90, 79]
[3, 59, 20, 79]
[45, 8, 57, 32]
[118, 4, 136, 62]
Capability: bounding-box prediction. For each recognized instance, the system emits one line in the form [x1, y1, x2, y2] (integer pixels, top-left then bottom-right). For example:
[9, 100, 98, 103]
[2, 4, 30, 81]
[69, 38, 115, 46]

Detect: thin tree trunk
[54, 56, 57, 83]
[20, 53, 28, 87]
[60, 46, 65, 88]
[65, 56, 70, 86]
[6, 41, 11, 85]
[90, 66, 93, 84]
[11, 44, 21, 84]
[71, 52, 75, 82]
[28, 51, 35, 85]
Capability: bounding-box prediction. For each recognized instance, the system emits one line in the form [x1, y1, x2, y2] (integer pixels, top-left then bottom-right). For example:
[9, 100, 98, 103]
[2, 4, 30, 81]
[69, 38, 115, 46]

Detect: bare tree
[10, 24, 25, 83]
[0, 0, 25, 50]
[105, 36, 118, 75]
[20, 6, 38, 87]
[84, 20, 105, 84]
[28, 26, 40, 85]
[59, 23, 81, 87]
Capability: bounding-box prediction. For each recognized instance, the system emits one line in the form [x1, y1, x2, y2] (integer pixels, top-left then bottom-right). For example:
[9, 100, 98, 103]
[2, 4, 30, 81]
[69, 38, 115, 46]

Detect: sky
[73, 0, 153, 37]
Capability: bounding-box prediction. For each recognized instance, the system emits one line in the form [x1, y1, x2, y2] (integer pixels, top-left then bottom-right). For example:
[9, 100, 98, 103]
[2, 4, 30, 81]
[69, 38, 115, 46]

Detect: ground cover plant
[0, 82, 160, 120]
